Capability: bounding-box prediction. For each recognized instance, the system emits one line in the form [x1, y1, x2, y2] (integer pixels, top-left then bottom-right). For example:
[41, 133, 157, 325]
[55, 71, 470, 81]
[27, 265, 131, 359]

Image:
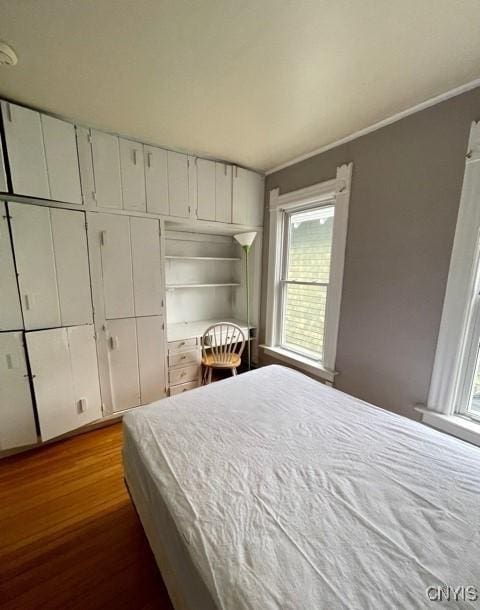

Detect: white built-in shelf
[165, 256, 241, 261]
[166, 282, 241, 289]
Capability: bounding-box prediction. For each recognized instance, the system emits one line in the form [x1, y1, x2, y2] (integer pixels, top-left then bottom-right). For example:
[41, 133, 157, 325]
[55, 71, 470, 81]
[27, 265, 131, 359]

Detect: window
[264, 164, 352, 381]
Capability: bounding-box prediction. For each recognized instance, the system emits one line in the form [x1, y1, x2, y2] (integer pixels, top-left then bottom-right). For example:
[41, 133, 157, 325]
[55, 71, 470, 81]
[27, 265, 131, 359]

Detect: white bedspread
[123, 365, 480, 609]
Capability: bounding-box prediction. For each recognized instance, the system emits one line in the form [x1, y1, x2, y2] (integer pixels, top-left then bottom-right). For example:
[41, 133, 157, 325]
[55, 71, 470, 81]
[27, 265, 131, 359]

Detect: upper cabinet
[1, 102, 82, 204]
[145, 145, 169, 215]
[90, 129, 123, 209]
[0, 202, 23, 331]
[196, 158, 216, 221]
[167, 151, 190, 218]
[119, 137, 146, 212]
[232, 166, 264, 226]
[215, 162, 232, 224]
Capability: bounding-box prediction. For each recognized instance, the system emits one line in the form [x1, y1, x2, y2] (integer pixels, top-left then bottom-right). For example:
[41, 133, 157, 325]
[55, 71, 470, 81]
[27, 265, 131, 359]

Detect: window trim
[263, 163, 352, 380]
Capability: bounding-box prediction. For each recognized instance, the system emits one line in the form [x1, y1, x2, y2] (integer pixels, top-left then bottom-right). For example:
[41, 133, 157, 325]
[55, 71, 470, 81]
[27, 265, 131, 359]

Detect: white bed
[123, 365, 480, 610]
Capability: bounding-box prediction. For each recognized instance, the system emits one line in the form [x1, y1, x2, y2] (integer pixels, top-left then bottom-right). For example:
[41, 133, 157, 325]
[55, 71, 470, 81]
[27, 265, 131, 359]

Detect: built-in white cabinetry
[232, 166, 264, 226]
[0, 332, 37, 450]
[196, 158, 216, 221]
[0, 202, 23, 331]
[145, 145, 169, 215]
[215, 162, 232, 223]
[91, 213, 163, 319]
[90, 129, 123, 209]
[167, 151, 190, 218]
[26, 325, 102, 441]
[0, 133, 8, 192]
[119, 138, 146, 212]
[136, 316, 166, 405]
[9, 203, 92, 330]
[1, 102, 82, 203]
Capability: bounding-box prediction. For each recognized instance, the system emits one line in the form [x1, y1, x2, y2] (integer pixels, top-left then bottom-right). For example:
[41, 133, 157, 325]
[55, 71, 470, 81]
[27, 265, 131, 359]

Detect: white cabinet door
[41, 114, 82, 204]
[137, 316, 166, 404]
[26, 325, 102, 441]
[0, 202, 23, 331]
[215, 162, 232, 223]
[0, 332, 37, 450]
[0, 132, 7, 192]
[130, 217, 163, 316]
[119, 138, 146, 212]
[145, 145, 169, 215]
[91, 130, 122, 209]
[50, 208, 92, 326]
[196, 158, 216, 221]
[232, 167, 264, 226]
[167, 151, 189, 218]
[106, 318, 140, 412]
[9, 203, 61, 330]
[1, 102, 50, 199]
[94, 213, 135, 319]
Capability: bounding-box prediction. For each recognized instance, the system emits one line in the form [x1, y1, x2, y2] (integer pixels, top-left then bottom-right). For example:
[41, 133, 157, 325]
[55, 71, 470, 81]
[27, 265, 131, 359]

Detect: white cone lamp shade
[233, 232, 257, 249]
[234, 232, 257, 371]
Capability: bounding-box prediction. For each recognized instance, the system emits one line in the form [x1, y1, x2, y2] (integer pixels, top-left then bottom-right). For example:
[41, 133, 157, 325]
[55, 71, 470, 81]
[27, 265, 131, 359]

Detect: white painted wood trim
[266, 78, 480, 175]
[427, 121, 480, 415]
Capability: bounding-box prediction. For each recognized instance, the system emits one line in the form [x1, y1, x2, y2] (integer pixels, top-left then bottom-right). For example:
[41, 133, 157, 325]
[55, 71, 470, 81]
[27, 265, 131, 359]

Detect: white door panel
[0, 332, 37, 450]
[119, 138, 146, 212]
[50, 208, 92, 326]
[91, 130, 122, 208]
[215, 163, 232, 223]
[1, 102, 50, 199]
[130, 217, 163, 316]
[9, 203, 61, 330]
[95, 213, 134, 319]
[137, 316, 166, 405]
[107, 318, 140, 412]
[232, 167, 264, 226]
[196, 158, 216, 221]
[0, 202, 23, 331]
[41, 114, 82, 204]
[145, 145, 169, 215]
[167, 151, 189, 218]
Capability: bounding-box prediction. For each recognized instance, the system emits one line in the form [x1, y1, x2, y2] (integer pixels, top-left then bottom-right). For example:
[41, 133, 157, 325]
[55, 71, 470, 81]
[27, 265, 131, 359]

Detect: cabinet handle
[181, 371, 186, 377]
[180, 355, 186, 360]
[100, 230, 107, 246]
[147, 152, 153, 168]
[235, 166, 238, 178]
[6, 103, 12, 122]
[5, 353, 14, 369]
[133, 149, 138, 165]
[110, 336, 120, 350]
[77, 398, 88, 413]
[24, 294, 32, 310]
[179, 341, 185, 347]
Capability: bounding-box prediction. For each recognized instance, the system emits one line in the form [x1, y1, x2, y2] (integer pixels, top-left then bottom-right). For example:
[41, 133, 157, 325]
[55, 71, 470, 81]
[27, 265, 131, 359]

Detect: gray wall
[261, 86, 480, 420]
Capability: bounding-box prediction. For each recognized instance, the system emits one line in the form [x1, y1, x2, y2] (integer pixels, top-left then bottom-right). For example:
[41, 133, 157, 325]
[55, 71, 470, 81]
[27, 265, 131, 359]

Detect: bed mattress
[123, 365, 480, 610]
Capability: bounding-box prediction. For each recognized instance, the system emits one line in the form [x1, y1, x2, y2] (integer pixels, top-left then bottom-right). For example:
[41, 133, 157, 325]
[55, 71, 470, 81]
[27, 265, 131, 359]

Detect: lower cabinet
[106, 316, 166, 413]
[0, 332, 37, 450]
[26, 325, 102, 441]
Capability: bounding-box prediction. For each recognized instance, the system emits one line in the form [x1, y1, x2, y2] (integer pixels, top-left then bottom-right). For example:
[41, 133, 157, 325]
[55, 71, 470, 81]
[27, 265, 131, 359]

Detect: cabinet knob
[110, 336, 120, 350]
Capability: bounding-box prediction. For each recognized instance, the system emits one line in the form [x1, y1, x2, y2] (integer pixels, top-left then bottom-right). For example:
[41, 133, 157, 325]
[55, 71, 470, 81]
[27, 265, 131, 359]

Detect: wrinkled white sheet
[123, 365, 480, 610]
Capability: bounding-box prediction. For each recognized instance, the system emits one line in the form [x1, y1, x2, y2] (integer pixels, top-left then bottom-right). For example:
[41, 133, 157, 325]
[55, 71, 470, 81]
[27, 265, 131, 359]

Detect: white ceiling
[1, 0, 480, 172]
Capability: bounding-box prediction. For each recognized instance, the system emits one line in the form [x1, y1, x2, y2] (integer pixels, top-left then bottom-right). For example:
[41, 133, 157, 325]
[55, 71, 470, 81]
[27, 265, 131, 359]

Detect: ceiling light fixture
[0, 41, 18, 66]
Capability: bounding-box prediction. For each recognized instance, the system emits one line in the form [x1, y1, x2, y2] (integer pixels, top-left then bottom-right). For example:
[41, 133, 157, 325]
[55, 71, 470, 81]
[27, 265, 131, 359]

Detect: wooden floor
[0, 423, 173, 610]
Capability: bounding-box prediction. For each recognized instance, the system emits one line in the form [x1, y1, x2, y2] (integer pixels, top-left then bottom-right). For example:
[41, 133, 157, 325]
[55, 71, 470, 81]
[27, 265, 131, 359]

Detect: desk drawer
[169, 349, 200, 368]
[169, 364, 200, 386]
[169, 380, 200, 396]
[168, 337, 197, 353]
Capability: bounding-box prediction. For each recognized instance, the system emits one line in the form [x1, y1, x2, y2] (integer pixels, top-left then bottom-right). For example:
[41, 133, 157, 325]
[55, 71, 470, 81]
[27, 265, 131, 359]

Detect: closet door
[26, 325, 101, 441]
[1, 102, 50, 199]
[50, 208, 92, 326]
[0, 202, 23, 331]
[130, 217, 163, 316]
[232, 166, 264, 226]
[215, 162, 232, 223]
[95, 213, 134, 319]
[91, 130, 122, 209]
[145, 145, 169, 215]
[137, 316, 166, 404]
[167, 151, 189, 218]
[41, 114, 82, 204]
[196, 158, 216, 221]
[119, 138, 146, 212]
[0, 332, 37, 450]
[107, 318, 140, 412]
[9, 203, 61, 330]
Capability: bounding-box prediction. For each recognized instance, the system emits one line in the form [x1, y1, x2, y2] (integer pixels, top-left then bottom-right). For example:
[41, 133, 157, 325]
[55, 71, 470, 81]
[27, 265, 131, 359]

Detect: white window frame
[263, 163, 352, 382]
[420, 121, 480, 446]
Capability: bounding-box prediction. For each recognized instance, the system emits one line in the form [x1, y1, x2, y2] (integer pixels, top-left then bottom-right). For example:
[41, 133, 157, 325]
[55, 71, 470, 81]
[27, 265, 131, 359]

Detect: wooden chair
[201, 322, 246, 384]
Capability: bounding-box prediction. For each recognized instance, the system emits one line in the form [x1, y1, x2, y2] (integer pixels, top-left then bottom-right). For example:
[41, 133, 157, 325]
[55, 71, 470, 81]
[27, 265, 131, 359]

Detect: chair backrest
[201, 322, 246, 364]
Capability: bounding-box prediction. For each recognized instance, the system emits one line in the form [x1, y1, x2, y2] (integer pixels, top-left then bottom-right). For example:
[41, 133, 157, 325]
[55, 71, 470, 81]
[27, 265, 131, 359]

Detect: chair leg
[231, 367, 237, 377]
[207, 367, 213, 384]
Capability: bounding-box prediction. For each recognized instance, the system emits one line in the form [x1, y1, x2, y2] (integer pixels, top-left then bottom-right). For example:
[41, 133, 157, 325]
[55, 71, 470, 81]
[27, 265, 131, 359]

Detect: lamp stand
[243, 244, 251, 371]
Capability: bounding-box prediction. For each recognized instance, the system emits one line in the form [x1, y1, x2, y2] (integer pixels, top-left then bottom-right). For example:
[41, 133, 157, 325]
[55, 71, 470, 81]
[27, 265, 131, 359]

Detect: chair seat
[202, 353, 241, 369]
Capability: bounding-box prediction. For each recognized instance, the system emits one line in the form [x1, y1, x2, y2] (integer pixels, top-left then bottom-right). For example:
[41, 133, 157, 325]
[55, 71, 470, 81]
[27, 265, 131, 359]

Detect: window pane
[287, 205, 334, 282]
[282, 283, 326, 359]
[468, 345, 480, 417]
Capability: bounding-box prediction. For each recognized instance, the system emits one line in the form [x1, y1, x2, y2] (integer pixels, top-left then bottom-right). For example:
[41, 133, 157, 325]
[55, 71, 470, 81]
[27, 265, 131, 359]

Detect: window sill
[416, 408, 480, 447]
[260, 345, 337, 383]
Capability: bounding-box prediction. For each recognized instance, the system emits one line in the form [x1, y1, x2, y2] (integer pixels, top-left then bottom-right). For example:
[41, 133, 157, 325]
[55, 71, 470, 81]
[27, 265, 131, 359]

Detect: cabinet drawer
[169, 349, 200, 368]
[168, 337, 197, 353]
[169, 364, 200, 386]
[169, 380, 200, 396]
